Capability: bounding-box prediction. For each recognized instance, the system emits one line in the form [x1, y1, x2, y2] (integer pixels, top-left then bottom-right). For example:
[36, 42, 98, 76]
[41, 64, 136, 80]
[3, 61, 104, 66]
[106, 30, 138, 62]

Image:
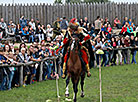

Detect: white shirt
[29, 22, 36, 30]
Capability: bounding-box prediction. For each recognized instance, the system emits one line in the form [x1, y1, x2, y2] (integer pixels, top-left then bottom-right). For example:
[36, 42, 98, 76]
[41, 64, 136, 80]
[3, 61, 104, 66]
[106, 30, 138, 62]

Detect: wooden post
[39, 61, 43, 82]
[127, 48, 130, 64]
[19, 65, 23, 86]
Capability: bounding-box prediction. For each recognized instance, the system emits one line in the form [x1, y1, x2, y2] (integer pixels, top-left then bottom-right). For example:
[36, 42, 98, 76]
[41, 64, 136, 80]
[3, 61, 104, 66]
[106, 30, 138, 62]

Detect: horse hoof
[65, 94, 69, 97]
[81, 94, 85, 98]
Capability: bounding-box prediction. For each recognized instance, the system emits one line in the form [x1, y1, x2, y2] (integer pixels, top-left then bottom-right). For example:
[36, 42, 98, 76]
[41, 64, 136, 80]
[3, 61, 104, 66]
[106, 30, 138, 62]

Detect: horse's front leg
[80, 72, 85, 98]
[72, 77, 79, 102]
[65, 75, 70, 97]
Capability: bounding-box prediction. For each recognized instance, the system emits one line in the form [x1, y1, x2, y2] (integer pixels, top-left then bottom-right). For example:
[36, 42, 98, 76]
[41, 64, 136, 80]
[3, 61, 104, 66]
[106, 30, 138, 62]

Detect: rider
[61, 18, 91, 79]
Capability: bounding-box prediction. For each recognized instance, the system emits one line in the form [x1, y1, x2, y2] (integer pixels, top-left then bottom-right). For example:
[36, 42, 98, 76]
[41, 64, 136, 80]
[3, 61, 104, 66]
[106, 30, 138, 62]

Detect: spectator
[107, 24, 112, 38]
[30, 46, 41, 84]
[0, 18, 7, 30]
[0, 26, 4, 39]
[100, 24, 106, 39]
[46, 24, 53, 38]
[21, 26, 29, 42]
[130, 35, 137, 64]
[0, 18, 7, 38]
[95, 37, 103, 67]
[60, 17, 68, 30]
[84, 17, 89, 25]
[116, 36, 123, 65]
[83, 22, 87, 29]
[120, 22, 128, 36]
[17, 48, 30, 87]
[128, 18, 132, 25]
[94, 16, 101, 35]
[35, 19, 41, 32]
[28, 19, 36, 30]
[29, 27, 35, 43]
[15, 24, 23, 42]
[35, 25, 44, 43]
[19, 16, 27, 28]
[0, 53, 9, 90]
[114, 17, 121, 29]
[41, 25, 47, 40]
[104, 39, 112, 66]
[87, 23, 94, 36]
[79, 18, 84, 27]
[40, 45, 52, 80]
[111, 37, 117, 65]
[0, 44, 11, 90]
[19, 43, 27, 52]
[124, 35, 130, 64]
[104, 17, 110, 25]
[6, 52, 17, 90]
[104, 24, 112, 39]
[123, 17, 128, 26]
[126, 24, 133, 36]
[131, 22, 136, 31]
[100, 18, 104, 25]
[6, 23, 16, 37]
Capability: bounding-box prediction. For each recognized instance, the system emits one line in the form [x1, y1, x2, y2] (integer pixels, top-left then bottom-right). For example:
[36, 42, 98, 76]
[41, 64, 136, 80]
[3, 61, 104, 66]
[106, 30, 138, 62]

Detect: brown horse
[65, 37, 86, 102]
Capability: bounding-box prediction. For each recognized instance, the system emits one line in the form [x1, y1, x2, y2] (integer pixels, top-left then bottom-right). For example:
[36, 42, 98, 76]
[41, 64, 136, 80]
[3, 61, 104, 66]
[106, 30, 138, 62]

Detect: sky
[0, 0, 137, 4]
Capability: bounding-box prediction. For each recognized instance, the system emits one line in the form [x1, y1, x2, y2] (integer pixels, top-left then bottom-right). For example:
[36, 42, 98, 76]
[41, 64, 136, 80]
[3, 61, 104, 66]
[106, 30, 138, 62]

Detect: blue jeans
[0, 76, 7, 90]
[131, 50, 137, 64]
[8, 71, 14, 89]
[47, 64, 52, 79]
[35, 34, 44, 43]
[29, 35, 34, 43]
[0, 68, 9, 90]
[44, 61, 52, 79]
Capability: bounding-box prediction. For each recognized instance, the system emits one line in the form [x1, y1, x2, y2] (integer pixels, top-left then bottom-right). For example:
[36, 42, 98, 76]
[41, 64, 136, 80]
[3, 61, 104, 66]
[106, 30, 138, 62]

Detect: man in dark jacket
[60, 17, 68, 30]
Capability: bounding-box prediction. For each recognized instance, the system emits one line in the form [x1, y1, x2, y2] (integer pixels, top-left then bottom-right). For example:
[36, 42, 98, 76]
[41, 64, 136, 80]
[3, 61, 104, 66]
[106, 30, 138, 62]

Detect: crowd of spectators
[0, 15, 138, 91]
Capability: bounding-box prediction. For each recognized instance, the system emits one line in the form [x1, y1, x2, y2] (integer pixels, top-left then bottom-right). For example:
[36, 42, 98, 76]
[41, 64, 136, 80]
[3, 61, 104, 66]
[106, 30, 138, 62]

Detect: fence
[0, 2, 138, 26]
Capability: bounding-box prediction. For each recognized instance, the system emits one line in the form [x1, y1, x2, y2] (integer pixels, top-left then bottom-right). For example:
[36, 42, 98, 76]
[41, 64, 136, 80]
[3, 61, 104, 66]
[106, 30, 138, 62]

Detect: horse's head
[69, 37, 80, 52]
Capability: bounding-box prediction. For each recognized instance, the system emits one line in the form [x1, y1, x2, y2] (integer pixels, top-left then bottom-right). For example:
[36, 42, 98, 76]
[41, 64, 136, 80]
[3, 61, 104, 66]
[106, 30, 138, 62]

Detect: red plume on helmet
[69, 18, 76, 24]
[69, 18, 79, 31]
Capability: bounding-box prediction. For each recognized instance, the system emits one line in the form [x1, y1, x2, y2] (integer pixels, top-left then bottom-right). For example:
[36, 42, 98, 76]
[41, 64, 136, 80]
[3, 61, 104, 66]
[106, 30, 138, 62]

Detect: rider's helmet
[68, 18, 79, 31]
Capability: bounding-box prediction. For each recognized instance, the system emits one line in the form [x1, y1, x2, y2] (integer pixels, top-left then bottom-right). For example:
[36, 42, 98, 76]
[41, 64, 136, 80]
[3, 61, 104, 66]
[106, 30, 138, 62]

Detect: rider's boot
[86, 64, 91, 77]
[62, 62, 66, 79]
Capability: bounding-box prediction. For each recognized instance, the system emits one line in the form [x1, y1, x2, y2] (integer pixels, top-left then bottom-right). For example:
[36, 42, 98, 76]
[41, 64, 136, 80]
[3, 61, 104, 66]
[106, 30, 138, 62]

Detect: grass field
[0, 64, 138, 102]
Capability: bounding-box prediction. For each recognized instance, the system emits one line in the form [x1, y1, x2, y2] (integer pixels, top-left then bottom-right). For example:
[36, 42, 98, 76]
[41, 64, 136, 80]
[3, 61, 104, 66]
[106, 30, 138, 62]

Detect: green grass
[0, 64, 138, 102]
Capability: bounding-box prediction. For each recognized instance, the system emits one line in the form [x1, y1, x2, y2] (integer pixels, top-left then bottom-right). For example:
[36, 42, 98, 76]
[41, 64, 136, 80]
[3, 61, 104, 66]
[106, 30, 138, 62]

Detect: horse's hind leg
[80, 73, 85, 98]
[65, 75, 70, 97]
